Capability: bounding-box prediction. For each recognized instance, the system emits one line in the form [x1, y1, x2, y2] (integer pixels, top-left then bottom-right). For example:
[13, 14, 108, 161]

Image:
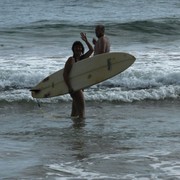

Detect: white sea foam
[48, 163, 119, 180]
[0, 3, 179, 103]
[151, 161, 180, 178]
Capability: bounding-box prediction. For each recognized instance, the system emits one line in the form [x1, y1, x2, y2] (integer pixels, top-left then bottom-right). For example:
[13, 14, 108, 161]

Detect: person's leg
[72, 90, 85, 119]
[76, 90, 85, 119]
[71, 100, 79, 117]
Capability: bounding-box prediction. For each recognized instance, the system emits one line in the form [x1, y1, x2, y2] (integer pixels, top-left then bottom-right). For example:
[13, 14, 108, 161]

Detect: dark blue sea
[0, 0, 180, 179]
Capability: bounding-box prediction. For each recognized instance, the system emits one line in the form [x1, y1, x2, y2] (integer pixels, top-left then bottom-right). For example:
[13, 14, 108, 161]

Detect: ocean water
[0, 0, 180, 179]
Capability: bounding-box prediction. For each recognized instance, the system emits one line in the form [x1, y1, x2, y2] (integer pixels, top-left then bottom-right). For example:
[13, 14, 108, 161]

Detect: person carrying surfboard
[63, 32, 93, 121]
[93, 25, 110, 55]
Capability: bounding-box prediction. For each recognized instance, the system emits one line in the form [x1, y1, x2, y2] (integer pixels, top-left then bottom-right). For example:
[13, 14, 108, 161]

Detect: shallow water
[0, 100, 180, 179]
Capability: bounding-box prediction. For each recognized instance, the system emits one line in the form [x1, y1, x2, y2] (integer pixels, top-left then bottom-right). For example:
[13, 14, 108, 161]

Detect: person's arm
[92, 38, 97, 45]
[80, 32, 93, 58]
[63, 57, 74, 93]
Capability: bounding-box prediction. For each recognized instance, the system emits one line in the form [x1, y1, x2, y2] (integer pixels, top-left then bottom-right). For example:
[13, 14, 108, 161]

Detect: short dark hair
[72, 41, 84, 54]
[96, 25, 105, 32]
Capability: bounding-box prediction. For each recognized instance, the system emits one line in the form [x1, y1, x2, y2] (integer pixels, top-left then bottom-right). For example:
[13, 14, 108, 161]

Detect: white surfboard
[31, 52, 135, 98]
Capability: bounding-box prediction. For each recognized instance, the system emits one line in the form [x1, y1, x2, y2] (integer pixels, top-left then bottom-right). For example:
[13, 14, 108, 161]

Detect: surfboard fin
[30, 89, 41, 93]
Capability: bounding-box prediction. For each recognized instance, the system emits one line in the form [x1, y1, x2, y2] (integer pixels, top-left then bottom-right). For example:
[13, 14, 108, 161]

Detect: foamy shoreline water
[0, 100, 180, 179]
